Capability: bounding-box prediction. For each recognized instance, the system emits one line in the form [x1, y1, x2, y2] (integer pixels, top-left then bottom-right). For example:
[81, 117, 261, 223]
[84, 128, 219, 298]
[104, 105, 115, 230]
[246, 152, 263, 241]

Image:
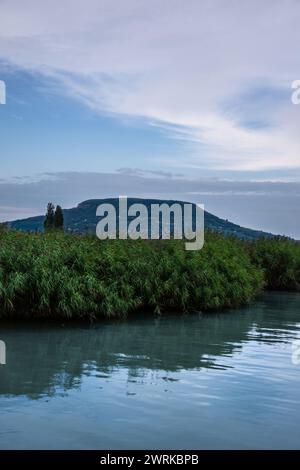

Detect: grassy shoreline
[0, 230, 299, 320]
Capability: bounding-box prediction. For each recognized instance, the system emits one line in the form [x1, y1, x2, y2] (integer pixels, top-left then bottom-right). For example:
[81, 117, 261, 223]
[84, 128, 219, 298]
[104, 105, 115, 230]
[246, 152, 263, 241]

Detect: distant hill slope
[8, 198, 273, 240]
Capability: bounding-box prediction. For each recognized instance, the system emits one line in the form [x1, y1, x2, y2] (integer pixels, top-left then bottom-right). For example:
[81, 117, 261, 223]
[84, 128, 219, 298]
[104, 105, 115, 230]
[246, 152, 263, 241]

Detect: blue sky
[0, 0, 300, 236]
[0, 67, 184, 177]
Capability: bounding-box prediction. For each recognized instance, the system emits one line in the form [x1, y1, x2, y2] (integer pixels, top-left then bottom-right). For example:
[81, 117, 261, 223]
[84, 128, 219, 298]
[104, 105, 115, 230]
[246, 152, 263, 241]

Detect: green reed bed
[0, 229, 298, 320]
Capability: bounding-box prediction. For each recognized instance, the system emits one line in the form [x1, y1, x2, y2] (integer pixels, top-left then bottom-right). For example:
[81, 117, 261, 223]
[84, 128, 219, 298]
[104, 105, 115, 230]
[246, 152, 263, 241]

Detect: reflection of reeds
[3, 229, 297, 320]
[1, 291, 299, 399]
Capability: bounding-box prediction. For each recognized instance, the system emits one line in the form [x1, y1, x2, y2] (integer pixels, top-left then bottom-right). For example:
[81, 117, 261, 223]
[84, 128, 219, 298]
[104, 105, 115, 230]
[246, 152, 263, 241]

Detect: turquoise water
[0, 292, 300, 449]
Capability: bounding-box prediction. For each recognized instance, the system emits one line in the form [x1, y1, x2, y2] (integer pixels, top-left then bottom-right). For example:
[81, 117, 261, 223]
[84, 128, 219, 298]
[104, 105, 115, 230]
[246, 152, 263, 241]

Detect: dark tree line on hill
[44, 203, 64, 231]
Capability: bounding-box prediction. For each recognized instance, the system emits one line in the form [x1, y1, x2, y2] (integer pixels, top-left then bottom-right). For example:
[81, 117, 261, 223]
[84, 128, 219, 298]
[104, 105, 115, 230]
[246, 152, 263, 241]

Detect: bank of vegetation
[0, 228, 299, 319]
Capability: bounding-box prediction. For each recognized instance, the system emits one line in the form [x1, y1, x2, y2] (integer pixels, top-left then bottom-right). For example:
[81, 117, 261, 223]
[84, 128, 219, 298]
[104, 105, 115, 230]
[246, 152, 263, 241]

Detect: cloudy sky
[0, 0, 300, 236]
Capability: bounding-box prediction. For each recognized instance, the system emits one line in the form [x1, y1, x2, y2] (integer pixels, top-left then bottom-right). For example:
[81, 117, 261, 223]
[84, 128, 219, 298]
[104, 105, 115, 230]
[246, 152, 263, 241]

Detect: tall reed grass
[1, 229, 298, 319]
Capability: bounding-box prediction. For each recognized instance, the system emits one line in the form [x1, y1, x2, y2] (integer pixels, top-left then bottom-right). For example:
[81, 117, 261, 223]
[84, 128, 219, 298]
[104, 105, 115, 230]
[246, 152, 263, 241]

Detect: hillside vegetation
[9, 198, 273, 240]
[0, 230, 299, 320]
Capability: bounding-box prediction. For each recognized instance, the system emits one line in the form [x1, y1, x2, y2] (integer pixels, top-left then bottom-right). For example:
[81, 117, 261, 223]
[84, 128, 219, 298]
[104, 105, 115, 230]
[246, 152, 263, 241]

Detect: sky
[0, 0, 300, 236]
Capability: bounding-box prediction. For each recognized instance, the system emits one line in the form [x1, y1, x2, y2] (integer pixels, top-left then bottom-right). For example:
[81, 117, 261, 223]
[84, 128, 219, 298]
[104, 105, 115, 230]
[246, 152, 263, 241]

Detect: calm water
[0, 292, 300, 450]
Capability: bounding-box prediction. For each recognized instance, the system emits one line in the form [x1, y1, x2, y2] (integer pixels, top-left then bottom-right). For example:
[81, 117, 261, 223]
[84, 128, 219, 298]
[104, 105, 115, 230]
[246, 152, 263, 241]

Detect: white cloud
[0, 0, 300, 170]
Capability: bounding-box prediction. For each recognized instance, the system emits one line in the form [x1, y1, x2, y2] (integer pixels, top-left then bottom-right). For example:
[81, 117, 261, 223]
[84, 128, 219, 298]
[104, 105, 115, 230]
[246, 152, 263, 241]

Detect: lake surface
[0, 292, 300, 450]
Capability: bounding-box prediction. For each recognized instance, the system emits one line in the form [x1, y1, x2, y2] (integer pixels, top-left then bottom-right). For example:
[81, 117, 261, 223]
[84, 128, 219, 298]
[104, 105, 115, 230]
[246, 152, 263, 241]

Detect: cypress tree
[44, 202, 55, 231]
[54, 205, 64, 230]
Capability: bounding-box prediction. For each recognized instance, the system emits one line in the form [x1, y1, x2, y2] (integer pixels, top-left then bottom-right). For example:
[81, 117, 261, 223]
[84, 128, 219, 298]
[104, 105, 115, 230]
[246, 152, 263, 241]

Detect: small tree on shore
[0, 222, 8, 231]
[54, 205, 64, 230]
[44, 202, 55, 231]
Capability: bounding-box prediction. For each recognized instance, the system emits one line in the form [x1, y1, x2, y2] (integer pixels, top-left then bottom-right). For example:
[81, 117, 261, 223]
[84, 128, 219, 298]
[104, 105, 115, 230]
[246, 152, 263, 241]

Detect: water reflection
[1, 292, 299, 399]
